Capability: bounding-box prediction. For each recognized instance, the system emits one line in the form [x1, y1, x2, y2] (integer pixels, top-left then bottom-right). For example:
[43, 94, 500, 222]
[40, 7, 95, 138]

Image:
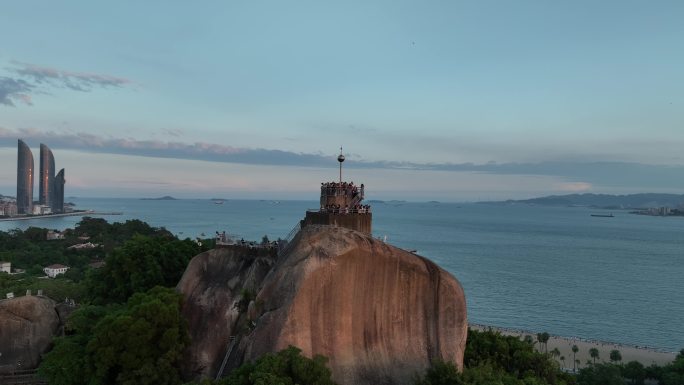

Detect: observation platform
[302, 180, 372, 235]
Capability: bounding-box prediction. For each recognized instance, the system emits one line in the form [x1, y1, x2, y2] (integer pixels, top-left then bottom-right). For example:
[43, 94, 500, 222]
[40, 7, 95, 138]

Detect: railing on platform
[320, 184, 364, 199]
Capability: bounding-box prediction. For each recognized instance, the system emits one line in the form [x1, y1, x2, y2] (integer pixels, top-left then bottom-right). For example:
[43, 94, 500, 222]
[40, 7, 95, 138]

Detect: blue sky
[1, 1, 683, 200]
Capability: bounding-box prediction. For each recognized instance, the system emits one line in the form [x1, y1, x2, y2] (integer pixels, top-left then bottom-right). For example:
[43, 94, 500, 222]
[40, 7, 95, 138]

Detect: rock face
[179, 225, 468, 385]
[0, 296, 60, 373]
[177, 246, 276, 379]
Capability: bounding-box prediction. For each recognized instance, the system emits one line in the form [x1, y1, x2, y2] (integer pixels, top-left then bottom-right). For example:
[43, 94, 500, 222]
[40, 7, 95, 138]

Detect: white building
[43, 264, 69, 278]
[0, 261, 10, 274]
[47, 230, 65, 240]
[33, 204, 52, 215]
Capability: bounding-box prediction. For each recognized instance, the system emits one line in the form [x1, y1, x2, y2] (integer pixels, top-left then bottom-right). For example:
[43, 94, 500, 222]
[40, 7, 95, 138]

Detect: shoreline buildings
[14, 140, 66, 215]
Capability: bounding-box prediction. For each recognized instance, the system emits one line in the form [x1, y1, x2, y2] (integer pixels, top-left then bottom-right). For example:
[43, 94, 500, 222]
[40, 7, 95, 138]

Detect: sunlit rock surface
[179, 225, 467, 385]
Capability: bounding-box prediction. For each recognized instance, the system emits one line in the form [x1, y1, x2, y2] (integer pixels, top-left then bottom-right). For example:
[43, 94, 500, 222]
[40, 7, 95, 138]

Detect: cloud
[10, 61, 132, 91]
[554, 182, 593, 192]
[2, 127, 684, 192]
[160, 128, 183, 137]
[0, 61, 133, 107]
[0, 77, 34, 106]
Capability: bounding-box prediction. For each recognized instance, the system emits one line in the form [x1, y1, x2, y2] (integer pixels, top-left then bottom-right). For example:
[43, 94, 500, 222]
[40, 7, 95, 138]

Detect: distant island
[486, 193, 684, 210]
[140, 196, 177, 200]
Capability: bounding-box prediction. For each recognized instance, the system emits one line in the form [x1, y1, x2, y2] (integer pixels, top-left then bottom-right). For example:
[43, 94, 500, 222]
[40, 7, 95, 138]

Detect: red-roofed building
[43, 264, 69, 278]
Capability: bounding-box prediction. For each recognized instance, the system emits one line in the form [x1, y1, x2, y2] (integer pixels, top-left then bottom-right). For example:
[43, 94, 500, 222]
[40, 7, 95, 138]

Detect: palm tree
[551, 347, 561, 360]
[572, 345, 579, 372]
[523, 335, 535, 346]
[575, 359, 581, 370]
[536, 333, 544, 351]
[589, 347, 599, 364]
[609, 349, 622, 363]
[541, 332, 550, 353]
[560, 355, 566, 369]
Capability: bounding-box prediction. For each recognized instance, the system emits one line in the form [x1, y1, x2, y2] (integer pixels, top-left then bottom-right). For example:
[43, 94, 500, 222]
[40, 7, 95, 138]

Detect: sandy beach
[470, 324, 678, 370]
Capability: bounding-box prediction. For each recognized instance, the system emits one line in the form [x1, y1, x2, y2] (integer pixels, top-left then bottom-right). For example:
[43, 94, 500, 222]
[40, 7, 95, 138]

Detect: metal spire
[337, 146, 345, 185]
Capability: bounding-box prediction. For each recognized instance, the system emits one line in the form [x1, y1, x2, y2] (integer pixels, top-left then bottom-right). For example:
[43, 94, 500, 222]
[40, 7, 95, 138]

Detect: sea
[2, 198, 683, 352]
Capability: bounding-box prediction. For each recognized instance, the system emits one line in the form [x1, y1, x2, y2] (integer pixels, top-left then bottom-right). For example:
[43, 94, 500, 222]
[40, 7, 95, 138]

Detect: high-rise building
[39, 144, 55, 208]
[16, 139, 34, 214]
[53, 169, 65, 213]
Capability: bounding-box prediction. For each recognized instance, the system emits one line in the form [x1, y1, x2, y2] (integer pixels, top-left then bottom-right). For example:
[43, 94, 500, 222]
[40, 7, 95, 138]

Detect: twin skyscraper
[16, 139, 65, 215]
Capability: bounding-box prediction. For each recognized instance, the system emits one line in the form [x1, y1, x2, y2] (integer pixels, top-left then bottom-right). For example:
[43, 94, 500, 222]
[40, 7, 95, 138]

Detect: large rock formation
[179, 225, 467, 385]
[177, 246, 276, 379]
[0, 295, 60, 373]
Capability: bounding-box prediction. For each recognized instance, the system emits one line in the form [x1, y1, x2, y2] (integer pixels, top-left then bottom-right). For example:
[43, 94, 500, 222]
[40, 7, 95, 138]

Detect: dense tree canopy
[415, 329, 574, 385]
[39, 287, 187, 385]
[190, 346, 337, 385]
[85, 234, 200, 304]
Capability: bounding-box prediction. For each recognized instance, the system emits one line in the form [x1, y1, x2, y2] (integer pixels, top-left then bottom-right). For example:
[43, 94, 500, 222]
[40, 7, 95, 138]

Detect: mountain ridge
[486, 193, 684, 209]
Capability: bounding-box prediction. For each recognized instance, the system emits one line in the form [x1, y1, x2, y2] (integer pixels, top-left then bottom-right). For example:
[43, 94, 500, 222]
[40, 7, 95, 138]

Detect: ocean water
[2, 198, 683, 352]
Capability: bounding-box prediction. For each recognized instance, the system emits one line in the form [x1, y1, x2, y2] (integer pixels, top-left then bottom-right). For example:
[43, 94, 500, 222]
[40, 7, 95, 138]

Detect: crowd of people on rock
[321, 203, 371, 214]
[215, 231, 229, 244]
[319, 181, 370, 214]
[321, 181, 364, 198]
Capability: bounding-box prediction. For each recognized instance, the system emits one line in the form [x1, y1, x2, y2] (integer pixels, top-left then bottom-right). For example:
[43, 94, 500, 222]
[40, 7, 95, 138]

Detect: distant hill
[489, 193, 684, 209]
[140, 196, 177, 201]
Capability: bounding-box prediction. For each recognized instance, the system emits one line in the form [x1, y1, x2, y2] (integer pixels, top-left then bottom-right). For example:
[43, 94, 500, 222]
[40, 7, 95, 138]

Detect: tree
[658, 349, 684, 385]
[551, 348, 561, 360]
[463, 329, 572, 384]
[589, 348, 600, 365]
[86, 235, 200, 304]
[572, 345, 579, 372]
[38, 305, 115, 385]
[221, 345, 337, 385]
[577, 363, 623, 385]
[536, 332, 550, 354]
[87, 287, 188, 385]
[560, 355, 565, 369]
[609, 349, 622, 364]
[413, 360, 462, 385]
[622, 361, 646, 385]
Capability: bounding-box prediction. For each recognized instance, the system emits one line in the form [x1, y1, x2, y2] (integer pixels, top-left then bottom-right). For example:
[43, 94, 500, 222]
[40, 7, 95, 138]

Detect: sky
[1, 1, 683, 201]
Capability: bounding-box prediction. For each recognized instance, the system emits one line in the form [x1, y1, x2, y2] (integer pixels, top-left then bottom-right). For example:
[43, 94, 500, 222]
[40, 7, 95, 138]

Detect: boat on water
[213, 200, 225, 205]
[590, 213, 614, 218]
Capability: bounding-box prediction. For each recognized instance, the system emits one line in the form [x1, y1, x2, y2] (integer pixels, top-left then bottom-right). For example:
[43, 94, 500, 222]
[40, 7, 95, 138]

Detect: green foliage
[74, 217, 173, 252]
[608, 349, 621, 363]
[85, 234, 200, 304]
[39, 287, 188, 385]
[656, 349, 684, 385]
[576, 363, 623, 385]
[622, 361, 646, 385]
[0, 274, 85, 301]
[464, 329, 570, 384]
[214, 345, 336, 385]
[588, 348, 599, 364]
[38, 305, 115, 385]
[38, 336, 92, 385]
[413, 360, 463, 385]
[414, 329, 573, 385]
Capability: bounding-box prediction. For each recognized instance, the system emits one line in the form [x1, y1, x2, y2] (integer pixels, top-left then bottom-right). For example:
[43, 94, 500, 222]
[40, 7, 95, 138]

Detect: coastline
[0, 211, 123, 222]
[470, 323, 678, 368]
